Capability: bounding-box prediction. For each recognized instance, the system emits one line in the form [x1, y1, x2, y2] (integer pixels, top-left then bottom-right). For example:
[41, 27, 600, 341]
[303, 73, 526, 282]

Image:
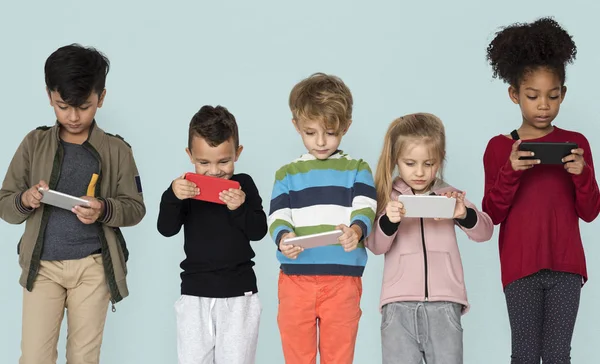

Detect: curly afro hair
[486, 17, 577, 88]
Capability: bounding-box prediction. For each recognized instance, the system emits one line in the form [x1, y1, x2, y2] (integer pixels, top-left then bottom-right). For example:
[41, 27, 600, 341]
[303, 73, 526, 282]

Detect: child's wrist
[350, 224, 363, 238]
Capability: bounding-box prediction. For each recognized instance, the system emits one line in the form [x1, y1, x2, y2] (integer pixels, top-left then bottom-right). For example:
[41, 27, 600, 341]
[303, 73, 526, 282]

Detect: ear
[292, 119, 301, 133]
[235, 145, 244, 161]
[185, 147, 194, 163]
[341, 119, 352, 135]
[560, 85, 567, 103]
[508, 86, 519, 105]
[97, 89, 107, 108]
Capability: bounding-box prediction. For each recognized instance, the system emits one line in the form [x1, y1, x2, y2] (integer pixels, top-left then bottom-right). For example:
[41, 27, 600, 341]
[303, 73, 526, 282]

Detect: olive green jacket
[0, 121, 146, 304]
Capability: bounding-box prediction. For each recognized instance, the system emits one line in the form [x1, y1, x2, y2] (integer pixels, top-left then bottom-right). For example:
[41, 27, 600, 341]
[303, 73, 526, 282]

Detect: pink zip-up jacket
[365, 178, 493, 314]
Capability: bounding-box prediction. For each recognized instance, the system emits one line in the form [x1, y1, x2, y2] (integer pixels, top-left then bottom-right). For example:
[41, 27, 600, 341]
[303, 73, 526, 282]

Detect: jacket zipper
[27, 124, 118, 312]
[26, 143, 64, 289]
[82, 140, 118, 313]
[420, 218, 429, 301]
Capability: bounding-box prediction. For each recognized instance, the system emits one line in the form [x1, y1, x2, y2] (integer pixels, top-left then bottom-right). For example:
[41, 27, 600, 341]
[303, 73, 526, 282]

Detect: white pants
[175, 294, 261, 364]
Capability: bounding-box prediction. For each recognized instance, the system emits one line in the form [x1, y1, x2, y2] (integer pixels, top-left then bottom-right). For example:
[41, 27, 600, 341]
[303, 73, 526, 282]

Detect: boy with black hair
[157, 105, 267, 364]
[0, 43, 146, 364]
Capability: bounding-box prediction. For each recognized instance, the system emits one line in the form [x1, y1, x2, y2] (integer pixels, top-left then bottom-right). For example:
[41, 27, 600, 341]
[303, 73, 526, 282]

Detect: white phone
[39, 188, 91, 211]
[398, 194, 456, 219]
[283, 230, 343, 249]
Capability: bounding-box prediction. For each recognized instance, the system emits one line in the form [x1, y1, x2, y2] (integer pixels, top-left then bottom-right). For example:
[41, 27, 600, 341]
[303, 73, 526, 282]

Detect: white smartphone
[283, 230, 343, 249]
[39, 188, 91, 211]
[398, 194, 456, 219]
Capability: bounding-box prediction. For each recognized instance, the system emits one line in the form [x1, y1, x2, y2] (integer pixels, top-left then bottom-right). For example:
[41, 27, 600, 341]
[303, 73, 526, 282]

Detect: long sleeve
[0, 133, 34, 224]
[267, 167, 295, 247]
[228, 175, 268, 241]
[482, 139, 524, 225]
[571, 136, 600, 222]
[97, 147, 146, 227]
[349, 160, 377, 240]
[456, 199, 494, 242]
[157, 185, 187, 237]
[365, 214, 398, 255]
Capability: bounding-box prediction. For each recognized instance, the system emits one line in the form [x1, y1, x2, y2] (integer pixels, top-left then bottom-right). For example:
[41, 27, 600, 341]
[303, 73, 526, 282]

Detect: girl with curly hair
[482, 17, 600, 363]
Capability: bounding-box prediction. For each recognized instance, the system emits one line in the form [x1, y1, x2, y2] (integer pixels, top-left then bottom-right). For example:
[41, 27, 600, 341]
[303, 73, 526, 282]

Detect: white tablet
[398, 195, 456, 219]
[39, 188, 91, 211]
[283, 230, 343, 249]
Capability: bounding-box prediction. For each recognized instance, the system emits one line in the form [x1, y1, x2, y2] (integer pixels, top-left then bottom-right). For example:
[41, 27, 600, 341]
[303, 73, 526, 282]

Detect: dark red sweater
[482, 126, 600, 288]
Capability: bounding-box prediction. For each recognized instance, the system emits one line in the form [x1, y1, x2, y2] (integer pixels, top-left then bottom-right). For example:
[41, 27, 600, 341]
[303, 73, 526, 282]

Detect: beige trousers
[19, 254, 110, 364]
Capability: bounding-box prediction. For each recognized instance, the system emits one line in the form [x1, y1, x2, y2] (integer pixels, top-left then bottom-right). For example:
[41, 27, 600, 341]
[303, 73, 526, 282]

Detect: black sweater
[157, 173, 267, 298]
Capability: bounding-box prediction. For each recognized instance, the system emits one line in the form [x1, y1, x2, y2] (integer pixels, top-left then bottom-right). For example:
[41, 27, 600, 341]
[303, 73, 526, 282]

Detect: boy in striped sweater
[268, 73, 377, 364]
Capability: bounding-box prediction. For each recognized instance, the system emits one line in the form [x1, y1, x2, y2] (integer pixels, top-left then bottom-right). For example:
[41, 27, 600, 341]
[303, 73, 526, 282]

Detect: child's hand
[280, 232, 303, 259]
[220, 187, 246, 210]
[73, 197, 104, 224]
[172, 174, 199, 200]
[438, 191, 467, 220]
[510, 140, 540, 171]
[386, 201, 406, 223]
[336, 224, 362, 252]
[21, 180, 49, 209]
[563, 148, 586, 175]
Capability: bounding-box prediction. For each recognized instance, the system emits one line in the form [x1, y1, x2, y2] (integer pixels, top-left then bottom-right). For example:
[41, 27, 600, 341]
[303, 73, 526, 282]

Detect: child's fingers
[389, 201, 402, 209]
[572, 148, 584, 156]
[516, 150, 535, 158]
[31, 189, 43, 201]
[511, 139, 522, 153]
[227, 188, 244, 197]
[516, 159, 539, 169]
[281, 244, 302, 259]
[335, 224, 349, 231]
[178, 186, 199, 196]
[287, 249, 302, 259]
[176, 180, 198, 191]
[338, 235, 350, 245]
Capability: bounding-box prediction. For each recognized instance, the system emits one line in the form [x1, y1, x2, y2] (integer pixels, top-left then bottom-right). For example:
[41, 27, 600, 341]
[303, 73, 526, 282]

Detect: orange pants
[277, 271, 362, 364]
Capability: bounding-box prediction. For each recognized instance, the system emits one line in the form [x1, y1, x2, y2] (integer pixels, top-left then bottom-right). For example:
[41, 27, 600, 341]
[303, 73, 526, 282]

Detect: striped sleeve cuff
[97, 198, 113, 224]
[15, 192, 34, 215]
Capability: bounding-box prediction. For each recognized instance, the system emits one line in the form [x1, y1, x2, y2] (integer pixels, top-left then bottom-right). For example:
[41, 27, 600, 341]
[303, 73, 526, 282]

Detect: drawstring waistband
[207, 298, 232, 338]
[414, 302, 429, 345]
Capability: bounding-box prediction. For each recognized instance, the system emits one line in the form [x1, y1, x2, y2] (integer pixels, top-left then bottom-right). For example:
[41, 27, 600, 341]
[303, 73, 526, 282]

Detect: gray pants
[175, 294, 261, 364]
[381, 301, 463, 364]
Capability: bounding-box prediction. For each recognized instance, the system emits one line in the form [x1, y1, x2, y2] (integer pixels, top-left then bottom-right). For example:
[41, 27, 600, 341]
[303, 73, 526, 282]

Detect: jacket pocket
[17, 238, 24, 268]
[380, 303, 397, 331]
[382, 252, 423, 297]
[113, 227, 129, 262]
[427, 251, 465, 298]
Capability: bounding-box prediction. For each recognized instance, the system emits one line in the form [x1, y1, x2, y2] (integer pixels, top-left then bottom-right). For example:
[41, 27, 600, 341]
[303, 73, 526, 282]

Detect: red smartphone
[184, 173, 240, 204]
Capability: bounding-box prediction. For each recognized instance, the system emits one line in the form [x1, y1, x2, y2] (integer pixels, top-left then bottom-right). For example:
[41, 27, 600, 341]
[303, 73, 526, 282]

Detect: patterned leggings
[504, 269, 582, 364]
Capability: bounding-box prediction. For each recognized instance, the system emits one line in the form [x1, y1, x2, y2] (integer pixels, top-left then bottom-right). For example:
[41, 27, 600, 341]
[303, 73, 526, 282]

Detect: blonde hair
[374, 113, 446, 215]
[289, 72, 353, 133]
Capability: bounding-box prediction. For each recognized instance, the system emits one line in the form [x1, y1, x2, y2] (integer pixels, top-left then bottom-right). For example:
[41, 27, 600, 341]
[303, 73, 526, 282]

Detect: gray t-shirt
[41, 141, 102, 260]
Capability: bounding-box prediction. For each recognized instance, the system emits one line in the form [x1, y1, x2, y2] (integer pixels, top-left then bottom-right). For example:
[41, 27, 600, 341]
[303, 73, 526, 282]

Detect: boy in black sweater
[157, 105, 267, 364]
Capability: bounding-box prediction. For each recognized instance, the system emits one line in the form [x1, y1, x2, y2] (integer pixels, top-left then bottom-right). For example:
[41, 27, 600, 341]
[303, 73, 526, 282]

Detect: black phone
[518, 142, 578, 165]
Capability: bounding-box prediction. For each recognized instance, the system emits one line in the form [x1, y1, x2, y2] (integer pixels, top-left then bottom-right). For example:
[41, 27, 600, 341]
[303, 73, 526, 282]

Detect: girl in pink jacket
[366, 113, 493, 364]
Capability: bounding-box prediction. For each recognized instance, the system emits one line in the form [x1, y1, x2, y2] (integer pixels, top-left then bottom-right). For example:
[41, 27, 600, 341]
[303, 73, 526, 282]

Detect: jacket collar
[51, 120, 105, 150]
